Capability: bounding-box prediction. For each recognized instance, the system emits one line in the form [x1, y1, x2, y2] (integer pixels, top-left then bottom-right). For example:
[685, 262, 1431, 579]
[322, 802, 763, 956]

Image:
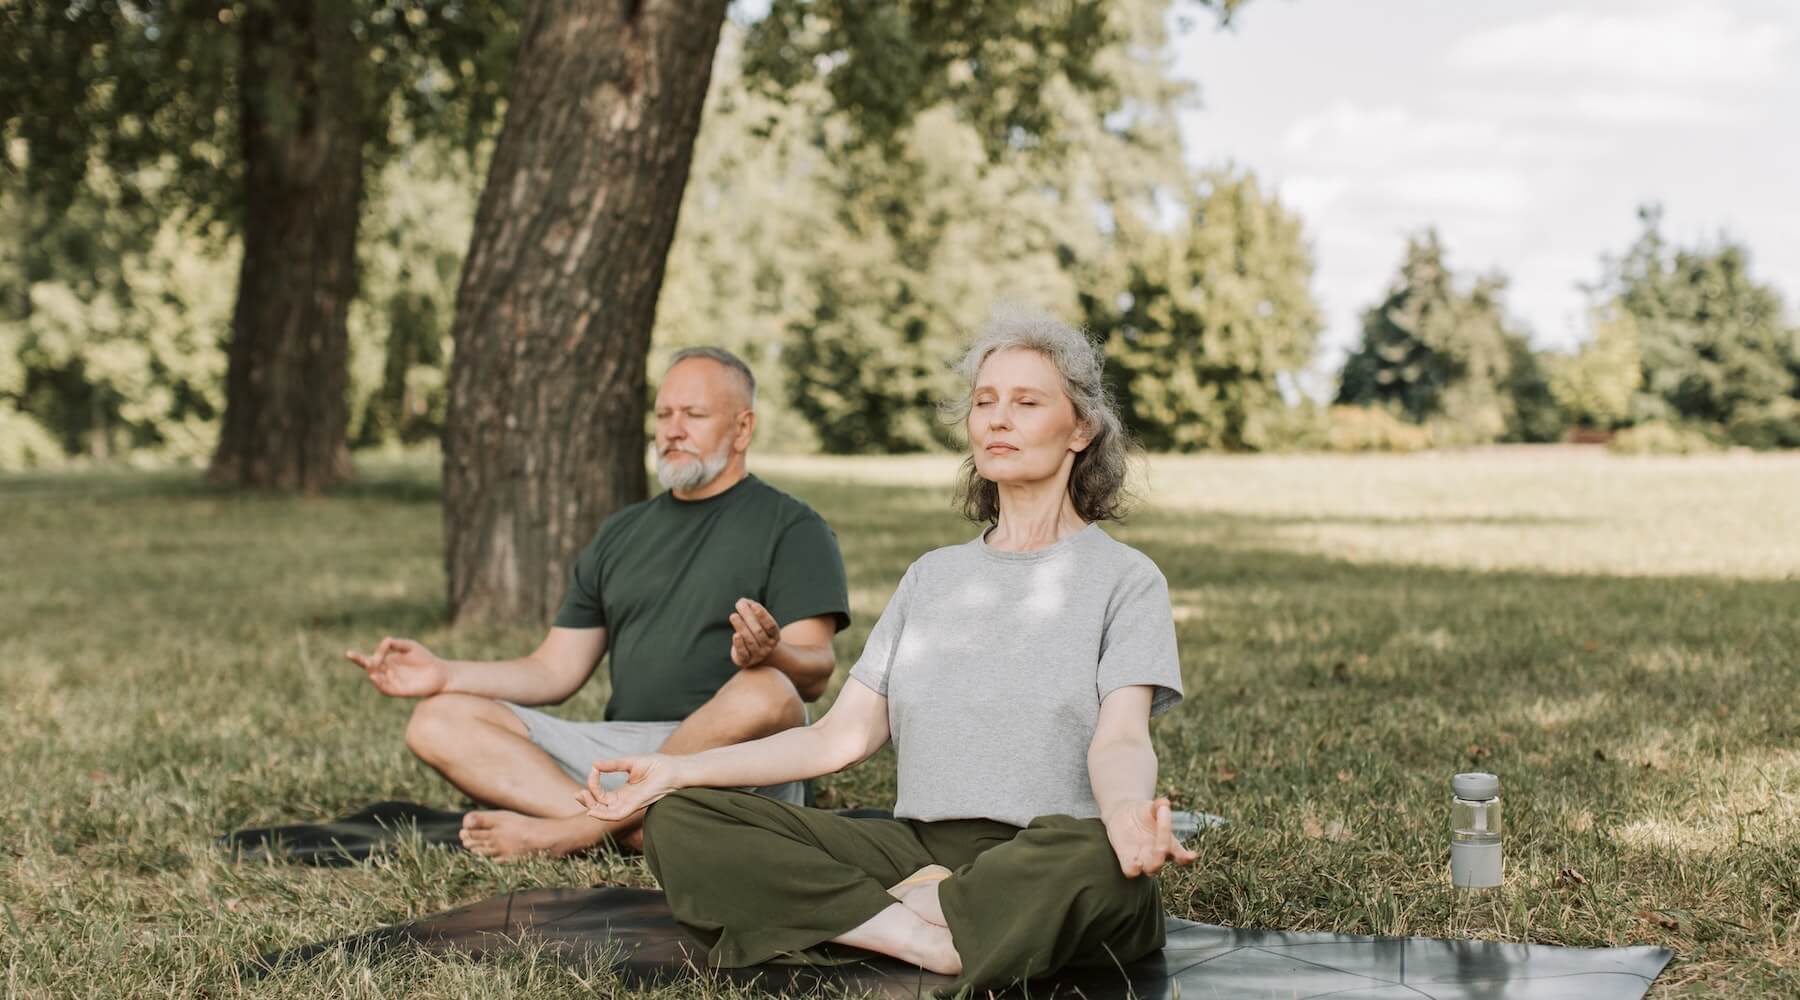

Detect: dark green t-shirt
[555, 474, 851, 722]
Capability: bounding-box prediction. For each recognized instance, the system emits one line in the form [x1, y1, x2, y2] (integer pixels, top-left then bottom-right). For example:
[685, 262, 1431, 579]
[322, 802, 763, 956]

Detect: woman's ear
[1069, 419, 1095, 454]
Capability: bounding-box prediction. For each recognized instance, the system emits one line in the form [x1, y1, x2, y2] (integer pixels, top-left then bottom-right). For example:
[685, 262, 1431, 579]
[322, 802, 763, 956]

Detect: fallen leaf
[1467, 743, 1492, 761]
[1556, 868, 1589, 888]
[1336, 769, 1354, 783]
[1214, 764, 1238, 785]
[1581, 640, 1599, 653]
[1636, 910, 1680, 931]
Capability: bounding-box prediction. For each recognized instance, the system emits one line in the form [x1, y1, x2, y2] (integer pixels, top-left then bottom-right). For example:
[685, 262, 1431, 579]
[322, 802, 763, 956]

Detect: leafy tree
[3, 0, 514, 489]
[1499, 332, 1565, 443]
[1550, 302, 1642, 431]
[1085, 167, 1322, 452]
[780, 0, 1210, 454]
[1604, 207, 1798, 445]
[350, 140, 481, 448]
[1337, 231, 1516, 444]
[0, 137, 483, 470]
[781, 105, 1095, 453]
[0, 158, 235, 465]
[444, 0, 1243, 622]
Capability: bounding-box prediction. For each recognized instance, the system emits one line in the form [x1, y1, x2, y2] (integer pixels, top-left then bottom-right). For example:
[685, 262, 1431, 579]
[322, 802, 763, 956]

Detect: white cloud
[1281, 101, 1543, 167]
[1566, 92, 1752, 127]
[1443, 89, 1751, 128]
[1275, 173, 1351, 218]
[1381, 167, 1533, 215]
[1450, 8, 1791, 85]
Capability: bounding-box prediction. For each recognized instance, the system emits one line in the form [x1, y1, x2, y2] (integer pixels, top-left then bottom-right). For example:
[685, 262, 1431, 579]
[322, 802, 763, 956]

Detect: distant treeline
[4, 15, 1795, 471]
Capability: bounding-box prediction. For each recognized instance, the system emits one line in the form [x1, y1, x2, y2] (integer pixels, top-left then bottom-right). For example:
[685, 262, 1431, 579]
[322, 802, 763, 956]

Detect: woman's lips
[984, 443, 1018, 454]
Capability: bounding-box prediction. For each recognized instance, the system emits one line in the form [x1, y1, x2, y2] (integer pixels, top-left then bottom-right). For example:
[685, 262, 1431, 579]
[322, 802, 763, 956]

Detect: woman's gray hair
[942, 305, 1136, 524]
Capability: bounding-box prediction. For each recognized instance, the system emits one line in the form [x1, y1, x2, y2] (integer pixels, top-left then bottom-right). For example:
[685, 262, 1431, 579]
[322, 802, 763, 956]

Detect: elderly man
[345, 347, 850, 859]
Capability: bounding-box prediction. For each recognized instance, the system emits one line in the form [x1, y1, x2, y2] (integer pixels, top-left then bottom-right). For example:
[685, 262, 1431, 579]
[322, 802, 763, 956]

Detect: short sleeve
[763, 511, 852, 632]
[552, 532, 609, 630]
[848, 562, 919, 697]
[1096, 561, 1184, 716]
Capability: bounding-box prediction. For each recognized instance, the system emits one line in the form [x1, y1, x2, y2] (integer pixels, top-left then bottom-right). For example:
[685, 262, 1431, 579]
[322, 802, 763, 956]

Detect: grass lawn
[1, 448, 1796, 996]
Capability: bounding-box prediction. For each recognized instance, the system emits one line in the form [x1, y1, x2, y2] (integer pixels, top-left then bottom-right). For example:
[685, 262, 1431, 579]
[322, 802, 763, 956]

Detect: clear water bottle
[1450, 772, 1502, 888]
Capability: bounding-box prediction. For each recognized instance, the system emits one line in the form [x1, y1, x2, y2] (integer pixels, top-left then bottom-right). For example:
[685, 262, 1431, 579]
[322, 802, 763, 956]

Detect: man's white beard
[656, 445, 732, 492]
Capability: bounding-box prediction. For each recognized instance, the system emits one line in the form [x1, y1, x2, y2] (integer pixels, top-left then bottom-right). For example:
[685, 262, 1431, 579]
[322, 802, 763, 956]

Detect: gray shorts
[504, 704, 807, 806]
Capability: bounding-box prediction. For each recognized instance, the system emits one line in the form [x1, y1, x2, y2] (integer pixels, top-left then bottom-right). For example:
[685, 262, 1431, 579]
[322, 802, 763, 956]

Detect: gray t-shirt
[849, 523, 1184, 827]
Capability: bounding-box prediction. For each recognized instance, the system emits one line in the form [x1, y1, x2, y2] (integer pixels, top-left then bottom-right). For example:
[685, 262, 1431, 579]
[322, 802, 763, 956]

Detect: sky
[1168, 0, 1800, 385]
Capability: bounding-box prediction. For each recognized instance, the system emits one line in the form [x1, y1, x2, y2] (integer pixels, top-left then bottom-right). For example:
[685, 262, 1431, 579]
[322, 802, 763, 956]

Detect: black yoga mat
[221, 800, 469, 866]
[220, 801, 901, 866]
[257, 885, 1671, 999]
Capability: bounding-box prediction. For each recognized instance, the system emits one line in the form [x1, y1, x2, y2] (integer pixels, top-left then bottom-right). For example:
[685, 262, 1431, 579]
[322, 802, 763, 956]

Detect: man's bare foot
[459, 810, 610, 860]
[887, 864, 951, 927]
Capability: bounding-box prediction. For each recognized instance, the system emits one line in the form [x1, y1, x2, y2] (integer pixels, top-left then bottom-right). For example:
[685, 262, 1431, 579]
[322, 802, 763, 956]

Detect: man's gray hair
[667, 346, 756, 409]
[942, 304, 1136, 524]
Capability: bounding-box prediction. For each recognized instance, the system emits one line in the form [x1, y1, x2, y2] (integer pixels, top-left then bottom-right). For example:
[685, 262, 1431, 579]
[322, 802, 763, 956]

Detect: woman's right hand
[578, 753, 685, 821]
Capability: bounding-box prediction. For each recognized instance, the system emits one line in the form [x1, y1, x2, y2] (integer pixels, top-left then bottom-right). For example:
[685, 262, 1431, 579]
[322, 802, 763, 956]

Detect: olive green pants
[642, 787, 1165, 996]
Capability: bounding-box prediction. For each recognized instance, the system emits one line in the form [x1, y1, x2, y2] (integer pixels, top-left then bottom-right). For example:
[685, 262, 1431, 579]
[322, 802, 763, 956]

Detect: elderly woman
[578, 307, 1192, 994]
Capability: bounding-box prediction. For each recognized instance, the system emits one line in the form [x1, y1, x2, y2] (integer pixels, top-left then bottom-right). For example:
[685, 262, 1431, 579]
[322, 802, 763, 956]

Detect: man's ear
[735, 408, 757, 451]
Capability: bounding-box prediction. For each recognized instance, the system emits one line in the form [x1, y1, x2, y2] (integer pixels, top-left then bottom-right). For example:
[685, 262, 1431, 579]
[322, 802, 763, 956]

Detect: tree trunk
[208, 0, 363, 492]
[443, 0, 729, 624]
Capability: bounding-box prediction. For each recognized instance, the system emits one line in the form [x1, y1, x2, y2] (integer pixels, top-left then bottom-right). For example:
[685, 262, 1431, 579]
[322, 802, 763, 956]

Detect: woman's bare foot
[909, 918, 962, 976]
[833, 903, 962, 976]
[887, 864, 951, 926]
[459, 810, 610, 860]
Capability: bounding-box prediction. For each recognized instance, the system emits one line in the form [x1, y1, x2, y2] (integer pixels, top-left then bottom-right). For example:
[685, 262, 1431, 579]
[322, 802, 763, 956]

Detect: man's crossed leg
[404, 665, 808, 859]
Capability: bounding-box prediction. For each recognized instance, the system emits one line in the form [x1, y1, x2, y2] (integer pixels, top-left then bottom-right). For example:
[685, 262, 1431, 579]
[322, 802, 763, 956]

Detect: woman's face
[967, 348, 1091, 486]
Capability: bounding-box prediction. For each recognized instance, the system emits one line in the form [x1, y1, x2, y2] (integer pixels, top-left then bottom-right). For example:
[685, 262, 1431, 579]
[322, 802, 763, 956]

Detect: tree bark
[208, 0, 363, 492]
[443, 0, 730, 624]
[442, 0, 730, 625]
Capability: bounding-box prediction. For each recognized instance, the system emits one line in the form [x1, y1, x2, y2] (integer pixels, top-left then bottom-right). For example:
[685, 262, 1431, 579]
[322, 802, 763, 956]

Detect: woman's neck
[988, 476, 1087, 552]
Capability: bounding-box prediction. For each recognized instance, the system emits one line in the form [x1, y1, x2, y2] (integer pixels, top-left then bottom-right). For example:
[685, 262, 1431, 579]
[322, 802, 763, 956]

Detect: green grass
[2, 449, 1796, 996]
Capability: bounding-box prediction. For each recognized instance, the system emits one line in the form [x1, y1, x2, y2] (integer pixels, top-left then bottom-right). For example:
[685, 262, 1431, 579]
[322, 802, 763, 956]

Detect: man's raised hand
[344, 637, 449, 698]
[728, 597, 782, 668]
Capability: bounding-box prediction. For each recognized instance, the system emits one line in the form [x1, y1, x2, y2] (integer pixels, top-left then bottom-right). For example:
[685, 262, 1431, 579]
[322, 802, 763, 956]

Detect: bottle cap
[1453, 772, 1500, 800]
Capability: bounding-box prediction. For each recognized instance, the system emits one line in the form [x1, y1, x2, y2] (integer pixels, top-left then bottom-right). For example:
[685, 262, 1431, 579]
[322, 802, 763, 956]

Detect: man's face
[654, 358, 750, 491]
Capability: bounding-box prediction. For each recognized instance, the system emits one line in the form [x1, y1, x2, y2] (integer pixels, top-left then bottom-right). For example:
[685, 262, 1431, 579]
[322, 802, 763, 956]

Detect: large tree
[1337, 230, 1517, 445]
[443, 0, 1243, 623]
[1604, 207, 1799, 445]
[1085, 167, 1322, 452]
[779, 0, 1198, 454]
[2, 0, 512, 490]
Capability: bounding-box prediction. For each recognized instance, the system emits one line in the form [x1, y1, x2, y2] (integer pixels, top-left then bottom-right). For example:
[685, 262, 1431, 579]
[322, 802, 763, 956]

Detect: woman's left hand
[1101, 797, 1199, 877]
